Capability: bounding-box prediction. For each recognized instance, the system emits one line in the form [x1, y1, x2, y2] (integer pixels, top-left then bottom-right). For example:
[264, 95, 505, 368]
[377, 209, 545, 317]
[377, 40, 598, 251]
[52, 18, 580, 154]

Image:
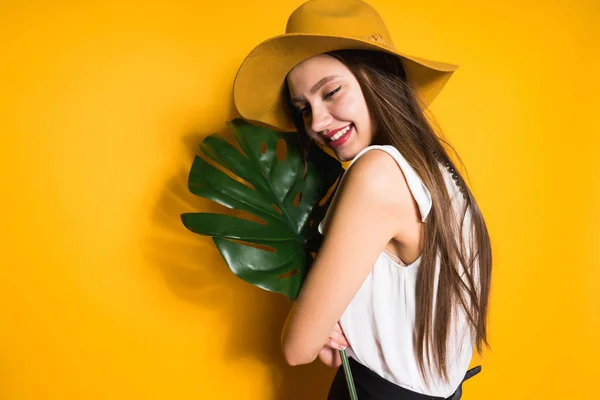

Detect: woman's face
[286, 54, 377, 161]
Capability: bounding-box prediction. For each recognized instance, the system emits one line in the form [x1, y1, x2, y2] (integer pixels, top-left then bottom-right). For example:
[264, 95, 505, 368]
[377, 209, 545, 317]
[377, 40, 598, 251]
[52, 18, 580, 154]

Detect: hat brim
[234, 33, 458, 132]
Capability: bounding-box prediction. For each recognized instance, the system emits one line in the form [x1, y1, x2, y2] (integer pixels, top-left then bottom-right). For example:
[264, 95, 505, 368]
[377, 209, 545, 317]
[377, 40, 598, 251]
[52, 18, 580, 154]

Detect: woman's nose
[310, 104, 333, 134]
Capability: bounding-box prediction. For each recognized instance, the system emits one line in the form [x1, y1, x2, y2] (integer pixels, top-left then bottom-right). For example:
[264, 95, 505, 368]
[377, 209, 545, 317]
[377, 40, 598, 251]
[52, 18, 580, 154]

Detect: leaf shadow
[144, 122, 336, 399]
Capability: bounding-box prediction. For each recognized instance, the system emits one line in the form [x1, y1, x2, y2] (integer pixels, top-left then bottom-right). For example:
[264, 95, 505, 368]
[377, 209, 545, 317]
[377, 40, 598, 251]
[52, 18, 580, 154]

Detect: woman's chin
[333, 148, 356, 162]
[334, 142, 369, 161]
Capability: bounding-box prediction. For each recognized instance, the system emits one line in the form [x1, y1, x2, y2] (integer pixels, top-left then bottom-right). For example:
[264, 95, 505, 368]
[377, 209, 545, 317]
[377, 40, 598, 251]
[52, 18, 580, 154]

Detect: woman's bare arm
[281, 150, 419, 365]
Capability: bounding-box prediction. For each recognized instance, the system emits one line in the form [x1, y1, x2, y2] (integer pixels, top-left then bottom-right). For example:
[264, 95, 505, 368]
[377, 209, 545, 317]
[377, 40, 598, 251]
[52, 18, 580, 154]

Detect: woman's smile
[326, 123, 354, 149]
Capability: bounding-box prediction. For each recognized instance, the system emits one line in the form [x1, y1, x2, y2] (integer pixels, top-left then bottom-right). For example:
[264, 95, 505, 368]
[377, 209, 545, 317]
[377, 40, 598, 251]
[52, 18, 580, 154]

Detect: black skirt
[327, 357, 481, 400]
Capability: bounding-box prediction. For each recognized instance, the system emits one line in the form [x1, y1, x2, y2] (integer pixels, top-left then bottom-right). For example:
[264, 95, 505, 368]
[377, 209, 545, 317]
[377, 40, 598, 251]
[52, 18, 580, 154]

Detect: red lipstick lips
[324, 124, 352, 139]
[327, 124, 353, 149]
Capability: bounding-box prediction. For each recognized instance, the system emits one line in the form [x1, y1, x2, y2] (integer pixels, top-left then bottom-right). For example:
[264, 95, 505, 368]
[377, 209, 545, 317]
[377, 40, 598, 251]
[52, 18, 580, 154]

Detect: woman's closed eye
[324, 85, 342, 100]
[298, 86, 342, 116]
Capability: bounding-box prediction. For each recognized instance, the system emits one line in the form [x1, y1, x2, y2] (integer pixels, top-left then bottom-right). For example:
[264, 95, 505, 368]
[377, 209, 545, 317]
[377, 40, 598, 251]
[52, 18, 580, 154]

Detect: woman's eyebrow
[291, 75, 340, 104]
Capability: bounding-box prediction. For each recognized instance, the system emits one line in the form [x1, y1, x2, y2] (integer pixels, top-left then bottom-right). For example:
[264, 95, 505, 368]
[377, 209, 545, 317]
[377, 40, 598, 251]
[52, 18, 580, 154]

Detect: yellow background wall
[1, 0, 598, 398]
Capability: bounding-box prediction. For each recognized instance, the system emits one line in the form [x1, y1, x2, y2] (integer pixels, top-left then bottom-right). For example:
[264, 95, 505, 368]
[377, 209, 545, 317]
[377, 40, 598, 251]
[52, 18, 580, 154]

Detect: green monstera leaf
[181, 118, 344, 300]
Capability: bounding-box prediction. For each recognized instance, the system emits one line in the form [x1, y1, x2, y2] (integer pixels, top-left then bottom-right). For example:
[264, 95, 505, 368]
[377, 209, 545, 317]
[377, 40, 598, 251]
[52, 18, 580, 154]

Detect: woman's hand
[318, 322, 349, 368]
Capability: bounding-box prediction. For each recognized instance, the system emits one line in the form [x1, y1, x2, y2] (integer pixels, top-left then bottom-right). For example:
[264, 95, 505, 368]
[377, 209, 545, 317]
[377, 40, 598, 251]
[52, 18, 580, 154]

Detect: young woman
[233, 1, 492, 399]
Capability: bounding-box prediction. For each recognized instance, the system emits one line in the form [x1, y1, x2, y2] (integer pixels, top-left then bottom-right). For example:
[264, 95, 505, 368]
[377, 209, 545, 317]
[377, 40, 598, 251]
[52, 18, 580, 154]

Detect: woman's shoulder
[319, 147, 420, 240]
[345, 145, 432, 222]
[344, 146, 411, 197]
[334, 148, 418, 226]
[348, 144, 402, 166]
[348, 145, 416, 185]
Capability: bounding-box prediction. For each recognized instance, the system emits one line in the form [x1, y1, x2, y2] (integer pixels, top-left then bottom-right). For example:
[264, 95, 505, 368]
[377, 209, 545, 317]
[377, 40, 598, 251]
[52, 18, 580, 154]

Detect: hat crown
[286, 0, 395, 49]
[234, 0, 457, 132]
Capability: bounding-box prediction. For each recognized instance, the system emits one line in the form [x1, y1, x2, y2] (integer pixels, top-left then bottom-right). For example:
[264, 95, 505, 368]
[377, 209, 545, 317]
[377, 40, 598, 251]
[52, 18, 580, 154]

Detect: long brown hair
[284, 49, 492, 385]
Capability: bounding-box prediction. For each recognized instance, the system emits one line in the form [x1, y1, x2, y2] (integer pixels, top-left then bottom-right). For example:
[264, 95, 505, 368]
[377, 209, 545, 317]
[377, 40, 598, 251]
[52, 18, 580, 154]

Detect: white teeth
[329, 125, 351, 141]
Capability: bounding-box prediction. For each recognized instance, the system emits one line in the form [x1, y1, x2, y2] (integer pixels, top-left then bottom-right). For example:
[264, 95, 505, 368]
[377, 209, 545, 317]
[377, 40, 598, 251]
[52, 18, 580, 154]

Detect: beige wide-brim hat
[233, 0, 458, 132]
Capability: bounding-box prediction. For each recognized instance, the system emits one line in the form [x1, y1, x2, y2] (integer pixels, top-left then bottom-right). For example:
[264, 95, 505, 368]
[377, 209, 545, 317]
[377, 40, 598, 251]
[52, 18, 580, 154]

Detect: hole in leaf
[199, 152, 256, 190]
[276, 138, 287, 162]
[272, 203, 283, 215]
[277, 268, 299, 279]
[200, 198, 235, 213]
[318, 176, 340, 206]
[227, 238, 276, 253]
[190, 196, 267, 226]
[233, 209, 268, 226]
[310, 252, 317, 260]
[308, 219, 314, 227]
[220, 127, 250, 159]
[293, 192, 302, 207]
[261, 142, 267, 154]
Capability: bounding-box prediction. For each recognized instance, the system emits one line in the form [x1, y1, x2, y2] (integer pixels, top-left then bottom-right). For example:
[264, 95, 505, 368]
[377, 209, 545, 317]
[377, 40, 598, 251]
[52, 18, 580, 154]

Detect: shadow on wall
[144, 105, 336, 399]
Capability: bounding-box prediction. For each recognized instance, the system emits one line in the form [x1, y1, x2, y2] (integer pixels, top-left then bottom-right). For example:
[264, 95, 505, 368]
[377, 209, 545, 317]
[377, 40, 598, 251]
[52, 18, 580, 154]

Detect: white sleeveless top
[318, 145, 476, 398]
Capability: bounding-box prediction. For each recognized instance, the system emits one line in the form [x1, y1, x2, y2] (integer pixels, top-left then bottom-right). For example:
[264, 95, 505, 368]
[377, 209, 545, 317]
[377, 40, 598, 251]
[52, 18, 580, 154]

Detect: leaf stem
[340, 349, 358, 400]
